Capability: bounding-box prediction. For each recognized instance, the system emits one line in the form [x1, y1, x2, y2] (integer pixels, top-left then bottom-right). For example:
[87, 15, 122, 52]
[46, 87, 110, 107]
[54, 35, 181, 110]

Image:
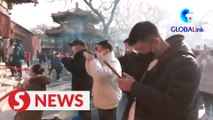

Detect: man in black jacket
[118, 21, 201, 120]
[117, 38, 138, 77]
[61, 39, 93, 120]
[118, 39, 154, 120]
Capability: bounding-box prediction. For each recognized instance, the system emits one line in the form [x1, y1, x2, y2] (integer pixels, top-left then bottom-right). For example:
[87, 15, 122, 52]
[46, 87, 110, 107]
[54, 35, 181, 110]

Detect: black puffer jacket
[61, 49, 93, 91]
[131, 34, 201, 120]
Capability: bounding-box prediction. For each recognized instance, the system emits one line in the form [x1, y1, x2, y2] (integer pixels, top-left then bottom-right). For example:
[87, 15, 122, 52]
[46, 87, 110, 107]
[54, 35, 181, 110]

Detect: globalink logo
[170, 8, 204, 32]
[180, 8, 193, 23]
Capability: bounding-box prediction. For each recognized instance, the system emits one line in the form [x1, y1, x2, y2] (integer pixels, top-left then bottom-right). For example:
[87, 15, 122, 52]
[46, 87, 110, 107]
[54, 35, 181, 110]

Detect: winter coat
[61, 49, 93, 91]
[121, 53, 154, 120]
[52, 57, 62, 69]
[14, 75, 51, 120]
[6, 45, 14, 62]
[118, 51, 137, 76]
[38, 52, 46, 61]
[198, 55, 213, 94]
[130, 34, 201, 120]
[25, 52, 31, 61]
[25, 74, 51, 91]
[85, 52, 122, 109]
[13, 43, 24, 63]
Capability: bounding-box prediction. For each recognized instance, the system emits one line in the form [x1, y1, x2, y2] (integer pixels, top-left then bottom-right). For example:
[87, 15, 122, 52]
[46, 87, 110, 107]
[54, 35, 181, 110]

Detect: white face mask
[97, 50, 106, 59]
[72, 47, 76, 53]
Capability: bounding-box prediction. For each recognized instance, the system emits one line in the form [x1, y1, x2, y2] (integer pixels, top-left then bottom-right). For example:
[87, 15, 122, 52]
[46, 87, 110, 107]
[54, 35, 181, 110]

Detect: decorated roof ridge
[45, 23, 104, 37]
[6, 0, 38, 4]
[45, 26, 64, 35]
[51, 2, 100, 24]
[52, 2, 92, 15]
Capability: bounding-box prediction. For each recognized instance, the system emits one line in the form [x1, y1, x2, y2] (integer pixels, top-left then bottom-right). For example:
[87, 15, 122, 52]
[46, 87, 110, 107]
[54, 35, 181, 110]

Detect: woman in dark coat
[14, 64, 51, 120]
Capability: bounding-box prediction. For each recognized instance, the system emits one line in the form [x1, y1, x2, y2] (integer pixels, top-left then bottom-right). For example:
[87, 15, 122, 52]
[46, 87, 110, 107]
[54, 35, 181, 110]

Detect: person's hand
[86, 53, 95, 62]
[117, 47, 123, 58]
[118, 72, 136, 92]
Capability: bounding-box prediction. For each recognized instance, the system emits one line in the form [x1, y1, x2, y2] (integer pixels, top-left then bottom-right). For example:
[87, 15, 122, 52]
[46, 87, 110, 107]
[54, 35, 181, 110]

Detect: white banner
[8, 90, 90, 111]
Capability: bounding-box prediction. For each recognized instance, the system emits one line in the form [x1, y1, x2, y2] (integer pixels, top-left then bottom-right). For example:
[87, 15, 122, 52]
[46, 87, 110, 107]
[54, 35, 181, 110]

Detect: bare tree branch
[83, 0, 121, 38]
[106, 0, 120, 27]
[49, 0, 120, 38]
[103, 1, 115, 11]
[83, 0, 106, 25]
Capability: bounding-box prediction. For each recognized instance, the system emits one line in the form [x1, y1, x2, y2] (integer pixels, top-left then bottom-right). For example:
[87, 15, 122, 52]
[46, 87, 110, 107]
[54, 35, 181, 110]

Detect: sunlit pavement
[0, 61, 207, 120]
[41, 61, 125, 120]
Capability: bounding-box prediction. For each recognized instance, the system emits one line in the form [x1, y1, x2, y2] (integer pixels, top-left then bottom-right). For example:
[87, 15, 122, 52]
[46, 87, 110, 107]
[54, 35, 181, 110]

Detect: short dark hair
[128, 21, 160, 45]
[123, 38, 129, 43]
[32, 64, 45, 75]
[97, 40, 113, 52]
[69, 39, 86, 47]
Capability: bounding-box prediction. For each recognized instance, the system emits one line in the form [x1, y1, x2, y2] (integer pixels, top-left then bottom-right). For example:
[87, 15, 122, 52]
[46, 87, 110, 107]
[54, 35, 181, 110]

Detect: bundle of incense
[103, 60, 122, 78]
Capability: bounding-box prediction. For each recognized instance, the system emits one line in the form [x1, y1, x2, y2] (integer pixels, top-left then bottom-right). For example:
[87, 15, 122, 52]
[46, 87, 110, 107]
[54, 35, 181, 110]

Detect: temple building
[0, 0, 40, 60]
[45, 3, 104, 52]
[0, 0, 38, 39]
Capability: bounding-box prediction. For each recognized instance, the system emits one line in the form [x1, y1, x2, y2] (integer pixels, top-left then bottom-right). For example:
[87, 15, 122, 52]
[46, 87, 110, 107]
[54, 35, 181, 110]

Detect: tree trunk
[103, 26, 110, 39]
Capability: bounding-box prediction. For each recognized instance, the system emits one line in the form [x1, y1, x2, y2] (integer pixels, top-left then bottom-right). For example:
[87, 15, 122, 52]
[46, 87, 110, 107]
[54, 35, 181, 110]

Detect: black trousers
[202, 92, 213, 116]
[11, 62, 22, 77]
[55, 66, 62, 80]
[39, 59, 46, 64]
[6, 61, 14, 76]
[48, 66, 53, 75]
[98, 107, 117, 120]
[79, 111, 92, 120]
[26, 61, 30, 67]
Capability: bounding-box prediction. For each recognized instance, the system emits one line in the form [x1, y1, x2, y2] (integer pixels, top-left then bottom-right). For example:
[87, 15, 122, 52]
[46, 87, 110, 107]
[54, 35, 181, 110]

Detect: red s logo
[8, 90, 30, 112]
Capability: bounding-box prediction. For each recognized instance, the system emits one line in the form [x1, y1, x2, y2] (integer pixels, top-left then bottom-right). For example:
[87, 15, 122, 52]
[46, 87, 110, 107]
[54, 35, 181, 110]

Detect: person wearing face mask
[117, 38, 155, 120]
[118, 21, 201, 120]
[117, 38, 137, 77]
[61, 39, 93, 120]
[85, 40, 122, 120]
[197, 51, 213, 120]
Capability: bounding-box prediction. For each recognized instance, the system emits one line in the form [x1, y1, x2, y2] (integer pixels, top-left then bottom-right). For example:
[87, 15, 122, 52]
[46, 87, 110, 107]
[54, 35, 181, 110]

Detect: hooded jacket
[86, 52, 122, 109]
[130, 34, 201, 120]
[13, 43, 24, 63]
[15, 75, 51, 120]
[25, 74, 51, 91]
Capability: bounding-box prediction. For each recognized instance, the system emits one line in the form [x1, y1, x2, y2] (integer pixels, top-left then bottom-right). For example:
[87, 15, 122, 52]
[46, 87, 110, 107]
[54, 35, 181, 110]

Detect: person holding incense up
[85, 40, 122, 120]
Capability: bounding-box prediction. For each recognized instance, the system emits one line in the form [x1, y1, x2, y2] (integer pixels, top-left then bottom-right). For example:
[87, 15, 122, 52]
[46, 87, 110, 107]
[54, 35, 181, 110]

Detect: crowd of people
[0, 39, 31, 78]
[7, 21, 213, 120]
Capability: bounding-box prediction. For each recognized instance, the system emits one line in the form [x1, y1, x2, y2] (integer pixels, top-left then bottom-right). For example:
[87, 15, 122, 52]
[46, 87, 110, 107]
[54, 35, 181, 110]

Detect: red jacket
[26, 52, 31, 61]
